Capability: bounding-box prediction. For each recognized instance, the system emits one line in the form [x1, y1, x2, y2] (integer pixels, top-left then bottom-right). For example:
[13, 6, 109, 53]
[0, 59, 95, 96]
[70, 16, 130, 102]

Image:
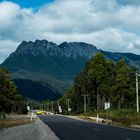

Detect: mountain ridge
[6, 40, 98, 60]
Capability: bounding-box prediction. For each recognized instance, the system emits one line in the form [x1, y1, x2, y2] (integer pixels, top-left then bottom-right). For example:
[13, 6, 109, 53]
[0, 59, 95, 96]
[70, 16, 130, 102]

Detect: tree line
[59, 52, 138, 114]
[0, 68, 27, 118]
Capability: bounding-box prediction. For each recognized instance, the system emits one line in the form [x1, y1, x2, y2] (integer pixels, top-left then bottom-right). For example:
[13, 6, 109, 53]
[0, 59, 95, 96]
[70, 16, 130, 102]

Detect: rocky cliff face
[9, 40, 98, 58]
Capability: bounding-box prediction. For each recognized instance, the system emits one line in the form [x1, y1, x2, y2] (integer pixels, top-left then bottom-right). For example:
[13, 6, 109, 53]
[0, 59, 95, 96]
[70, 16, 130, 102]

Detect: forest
[59, 52, 138, 114]
[0, 68, 27, 118]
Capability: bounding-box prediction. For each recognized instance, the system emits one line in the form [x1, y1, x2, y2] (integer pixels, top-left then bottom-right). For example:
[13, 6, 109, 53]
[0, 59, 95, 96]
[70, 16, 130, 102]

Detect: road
[39, 115, 140, 140]
[0, 115, 58, 140]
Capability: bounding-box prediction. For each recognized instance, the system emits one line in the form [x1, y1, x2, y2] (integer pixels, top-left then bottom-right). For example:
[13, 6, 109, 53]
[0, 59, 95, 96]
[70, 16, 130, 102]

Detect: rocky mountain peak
[9, 39, 99, 59]
[34, 39, 49, 46]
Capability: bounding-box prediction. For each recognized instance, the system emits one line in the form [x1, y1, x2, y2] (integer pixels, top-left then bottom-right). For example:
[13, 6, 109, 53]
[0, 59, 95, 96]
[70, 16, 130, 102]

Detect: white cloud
[0, 39, 19, 62]
[0, 0, 140, 63]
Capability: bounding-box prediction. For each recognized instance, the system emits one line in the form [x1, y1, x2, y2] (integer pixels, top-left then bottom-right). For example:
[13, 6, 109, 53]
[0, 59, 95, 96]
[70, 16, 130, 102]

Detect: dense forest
[0, 68, 27, 118]
[60, 52, 138, 114]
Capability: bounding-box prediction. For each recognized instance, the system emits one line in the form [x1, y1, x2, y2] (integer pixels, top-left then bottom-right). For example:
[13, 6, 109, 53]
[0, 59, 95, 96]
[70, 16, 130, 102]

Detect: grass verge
[0, 118, 35, 128]
[77, 109, 140, 130]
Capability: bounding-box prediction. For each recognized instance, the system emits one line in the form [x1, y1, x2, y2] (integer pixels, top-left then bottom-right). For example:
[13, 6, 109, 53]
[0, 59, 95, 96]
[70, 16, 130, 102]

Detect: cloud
[117, 0, 140, 6]
[0, 0, 140, 63]
[0, 39, 19, 62]
[133, 42, 140, 50]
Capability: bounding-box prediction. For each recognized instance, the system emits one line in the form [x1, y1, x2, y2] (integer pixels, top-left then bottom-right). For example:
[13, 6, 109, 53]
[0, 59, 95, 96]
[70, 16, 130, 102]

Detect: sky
[2, 0, 54, 8]
[0, 0, 140, 63]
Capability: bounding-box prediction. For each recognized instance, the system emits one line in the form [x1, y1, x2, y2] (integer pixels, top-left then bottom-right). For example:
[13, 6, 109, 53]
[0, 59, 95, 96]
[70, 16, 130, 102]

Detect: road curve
[39, 115, 140, 140]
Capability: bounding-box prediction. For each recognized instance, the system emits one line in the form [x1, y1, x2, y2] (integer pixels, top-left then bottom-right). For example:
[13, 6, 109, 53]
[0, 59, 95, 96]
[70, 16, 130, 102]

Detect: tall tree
[112, 59, 135, 109]
[61, 53, 137, 113]
[0, 68, 27, 118]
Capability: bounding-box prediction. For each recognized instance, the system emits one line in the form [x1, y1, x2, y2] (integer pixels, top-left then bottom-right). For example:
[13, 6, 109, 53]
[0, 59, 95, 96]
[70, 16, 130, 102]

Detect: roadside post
[136, 72, 140, 113]
[68, 108, 71, 115]
[30, 111, 33, 121]
[67, 99, 71, 115]
[27, 105, 30, 112]
[104, 102, 110, 124]
[27, 105, 33, 121]
[27, 105, 30, 116]
[96, 115, 99, 123]
[59, 106, 62, 114]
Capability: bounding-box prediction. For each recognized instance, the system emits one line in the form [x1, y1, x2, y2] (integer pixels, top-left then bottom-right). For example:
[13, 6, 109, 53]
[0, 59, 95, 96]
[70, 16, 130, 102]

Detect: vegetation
[1, 54, 87, 97]
[41, 100, 60, 114]
[86, 109, 140, 127]
[0, 68, 27, 118]
[14, 79, 61, 101]
[0, 118, 33, 128]
[60, 53, 138, 114]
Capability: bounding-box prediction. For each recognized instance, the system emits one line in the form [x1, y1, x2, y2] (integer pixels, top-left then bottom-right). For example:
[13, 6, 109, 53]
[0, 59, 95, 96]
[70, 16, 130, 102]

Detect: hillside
[1, 40, 140, 101]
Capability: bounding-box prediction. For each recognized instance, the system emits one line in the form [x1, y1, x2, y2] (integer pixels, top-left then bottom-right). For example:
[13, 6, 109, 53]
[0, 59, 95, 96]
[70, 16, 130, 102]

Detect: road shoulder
[0, 117, 59, 140]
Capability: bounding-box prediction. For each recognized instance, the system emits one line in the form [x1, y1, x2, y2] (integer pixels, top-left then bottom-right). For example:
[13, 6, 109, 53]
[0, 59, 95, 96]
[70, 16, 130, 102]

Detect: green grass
[79, 109, 140, 127]
[0, 118, 34, 128]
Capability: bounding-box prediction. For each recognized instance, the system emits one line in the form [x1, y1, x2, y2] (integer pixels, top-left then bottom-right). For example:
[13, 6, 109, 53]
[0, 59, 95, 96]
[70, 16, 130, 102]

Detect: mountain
[102, 51, 140, 69]
[1, 39, 140, 101]
[13, 79, 61, 101]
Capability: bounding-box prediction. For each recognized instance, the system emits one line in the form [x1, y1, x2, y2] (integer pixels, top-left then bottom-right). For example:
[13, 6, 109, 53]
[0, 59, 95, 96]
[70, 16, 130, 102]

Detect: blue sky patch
[0, 0, 54, 8]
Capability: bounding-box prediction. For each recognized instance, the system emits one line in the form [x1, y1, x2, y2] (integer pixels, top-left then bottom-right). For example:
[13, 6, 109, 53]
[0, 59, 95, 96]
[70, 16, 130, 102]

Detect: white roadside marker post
[96, 115, 99, 123]
[136, 72, 140, 113]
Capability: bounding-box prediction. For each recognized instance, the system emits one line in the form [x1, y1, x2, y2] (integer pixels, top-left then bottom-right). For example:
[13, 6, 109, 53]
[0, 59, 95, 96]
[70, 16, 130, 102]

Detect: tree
[87, 53, 108, 110]
[112, 59, 135, 109]
[0, 67, 27, 118]
[61, 53, 137, 113]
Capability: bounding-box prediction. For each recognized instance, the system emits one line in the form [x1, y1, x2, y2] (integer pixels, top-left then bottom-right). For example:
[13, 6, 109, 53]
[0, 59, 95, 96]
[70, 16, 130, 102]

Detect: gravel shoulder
[0, 117, 59, 140]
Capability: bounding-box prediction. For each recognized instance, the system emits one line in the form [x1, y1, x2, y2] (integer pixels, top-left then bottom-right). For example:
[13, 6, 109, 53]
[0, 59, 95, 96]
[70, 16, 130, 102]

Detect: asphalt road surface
[39, 115, 140, 140]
